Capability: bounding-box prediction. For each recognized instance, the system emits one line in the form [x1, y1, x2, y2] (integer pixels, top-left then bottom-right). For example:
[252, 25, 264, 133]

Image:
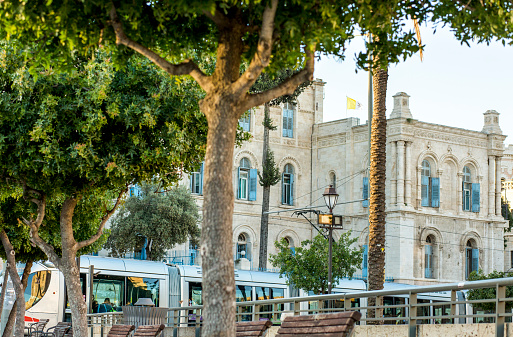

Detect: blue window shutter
[472, 248, 479, 273]
[291, 247, 296, 256]
[249, 169, 257, 201]
[362, 245, 368, 278]
[289, 173, 294, 205]
[425, 245, 433, 278]
[362, 177, 369, 207]
[281, 172, 285, 204]
[237, 167, 242, 199]
[421, 176, 430, 206]
[199, 162, 204, 195]
[431, 178, 440, 208]
[472, 183, 480, 212]
[288, 112, 293, 138]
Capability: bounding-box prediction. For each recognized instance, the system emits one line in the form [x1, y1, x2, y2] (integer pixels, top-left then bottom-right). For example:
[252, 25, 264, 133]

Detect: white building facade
[173, 86, 510, 285]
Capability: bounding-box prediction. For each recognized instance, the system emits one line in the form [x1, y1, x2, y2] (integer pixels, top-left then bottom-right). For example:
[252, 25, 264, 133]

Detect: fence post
[451, 290, 457, 324]
[408, 292, 417, 337]
[496, 284, 505, 337]
[294, 301, 300, 316]
[344, 297, 352, 312]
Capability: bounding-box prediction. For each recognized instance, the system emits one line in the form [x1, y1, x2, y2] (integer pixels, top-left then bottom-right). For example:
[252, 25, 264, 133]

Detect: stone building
[103, 81, 509, 285]
[313, 93, 507, 285]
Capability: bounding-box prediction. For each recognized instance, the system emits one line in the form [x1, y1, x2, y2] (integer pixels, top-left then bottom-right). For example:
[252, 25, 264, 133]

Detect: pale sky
[314, 25, 513, 144]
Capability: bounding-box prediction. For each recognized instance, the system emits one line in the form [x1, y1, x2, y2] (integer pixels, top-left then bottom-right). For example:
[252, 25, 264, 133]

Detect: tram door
[187, 282, 202, 325]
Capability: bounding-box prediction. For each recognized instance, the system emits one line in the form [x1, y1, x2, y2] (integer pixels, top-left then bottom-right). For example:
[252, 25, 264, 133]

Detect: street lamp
[323, 185, 339, 294]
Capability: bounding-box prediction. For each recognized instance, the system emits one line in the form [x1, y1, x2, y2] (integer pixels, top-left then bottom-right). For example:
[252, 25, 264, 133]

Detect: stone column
[489, 155, 496, 216]
[391, 141, 397, 206]
[496, 156, 502, 216]
[405, 141, 412, 207]
[397, 140, 405, 206]
[457, 172, 463, 214]
[416, 166, 422, 208]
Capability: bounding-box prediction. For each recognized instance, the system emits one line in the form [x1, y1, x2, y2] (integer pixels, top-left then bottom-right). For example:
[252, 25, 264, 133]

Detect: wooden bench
[236, 320, 273, 337]
[133, 324, 166, 337]
[276, 311, 361, 337]
[107, 324, 136, 337]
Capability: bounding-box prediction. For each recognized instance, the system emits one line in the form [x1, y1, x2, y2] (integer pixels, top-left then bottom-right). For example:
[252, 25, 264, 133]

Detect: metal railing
[87, 277, 513, 337]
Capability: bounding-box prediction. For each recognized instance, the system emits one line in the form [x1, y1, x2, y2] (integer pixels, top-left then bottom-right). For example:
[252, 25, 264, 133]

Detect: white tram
[17, 256, 465, 327]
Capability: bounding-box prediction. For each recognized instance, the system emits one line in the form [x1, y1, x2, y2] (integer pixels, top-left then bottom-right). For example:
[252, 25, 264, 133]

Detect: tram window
[236, 285, 253, 321]
[255, 287, 284, 320]
[127, 277, 160, 307]
[383, 297, 406, 325]
[25, 271, 52, 310]
[416, 299, 431, 324]
[434, 304, 451, 324]
[188, 282, 203, 306]
[93, 275, 125, 312]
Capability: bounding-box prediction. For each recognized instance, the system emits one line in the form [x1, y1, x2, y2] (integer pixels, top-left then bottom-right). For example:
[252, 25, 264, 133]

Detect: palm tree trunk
[367, 65, 388, 324]
[259, 102, 271, 270]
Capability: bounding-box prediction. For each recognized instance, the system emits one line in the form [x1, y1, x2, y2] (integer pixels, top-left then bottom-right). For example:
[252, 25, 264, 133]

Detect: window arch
[462, 165, 480, 212]
[282, 103, 295, 138]
[237, 158, 257, 201]
[421, 159, 439, 208]
[282, 164, 295, 205]
[329, 172, 337, 189]
[239, 110, 251, 132]
[236, 233, 252, 261]
[425, 235, 435, 279]
[465, 239, 479, 279]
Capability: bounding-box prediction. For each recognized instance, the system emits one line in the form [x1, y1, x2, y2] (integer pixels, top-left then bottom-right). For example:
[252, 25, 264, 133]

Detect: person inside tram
[98, 298, 113, 313]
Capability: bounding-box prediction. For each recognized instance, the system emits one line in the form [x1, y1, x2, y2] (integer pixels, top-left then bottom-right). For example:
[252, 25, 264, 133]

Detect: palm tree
[367, 20, 422, 323]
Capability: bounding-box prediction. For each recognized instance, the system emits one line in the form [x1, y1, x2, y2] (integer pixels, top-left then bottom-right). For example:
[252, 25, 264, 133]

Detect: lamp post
[323, 185, 339, 294]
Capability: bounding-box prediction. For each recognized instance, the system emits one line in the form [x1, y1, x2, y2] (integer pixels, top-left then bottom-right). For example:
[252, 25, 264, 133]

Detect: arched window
[237, 158, 257, 201]
[465, 239, 479, 279]
[463, 166, 471, 211]
[425, 236, 435, 279]
[236, 233, 251, 261]
[190, 163, 204, 195]
[282, 164, 295, 205]
[330, 172, 337, 189]
[421, 160, 439, 208]
[239, 110, 251, 132]
[282, 103, 295, 138]
[284, 237, 295, 255]
[462, 165, 480, 212]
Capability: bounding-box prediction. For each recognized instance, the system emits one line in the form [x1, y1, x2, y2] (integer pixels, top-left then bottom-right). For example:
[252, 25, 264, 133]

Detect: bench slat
[276, 311, 360, 337]
[281, 318, 356, 328]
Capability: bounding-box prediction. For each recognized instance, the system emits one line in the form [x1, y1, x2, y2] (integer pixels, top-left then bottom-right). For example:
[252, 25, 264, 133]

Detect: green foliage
[0, 1, 438, 74]
[270, 233, 363, 294]
[0, 42, 207, 196]
[258, 149, 280, 188]
[467, 270, 513, 311]
[104, 183, 201, 261]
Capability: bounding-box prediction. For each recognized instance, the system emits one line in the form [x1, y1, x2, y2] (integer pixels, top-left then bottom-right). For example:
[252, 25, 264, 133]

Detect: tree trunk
[0, 231, 33, 337]
[61, 258, 87, 337]
[0, 264, 10, 326]
[200, 100, 239, 337]
[259, 103, 271, 271]
[58, 199, 88, 337]
[2, 301, 16, 337]
[366, 65, 388, 324]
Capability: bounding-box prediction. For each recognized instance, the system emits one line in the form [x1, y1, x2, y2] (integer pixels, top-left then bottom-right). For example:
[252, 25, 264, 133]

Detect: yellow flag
[347, 97, 356, 110]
